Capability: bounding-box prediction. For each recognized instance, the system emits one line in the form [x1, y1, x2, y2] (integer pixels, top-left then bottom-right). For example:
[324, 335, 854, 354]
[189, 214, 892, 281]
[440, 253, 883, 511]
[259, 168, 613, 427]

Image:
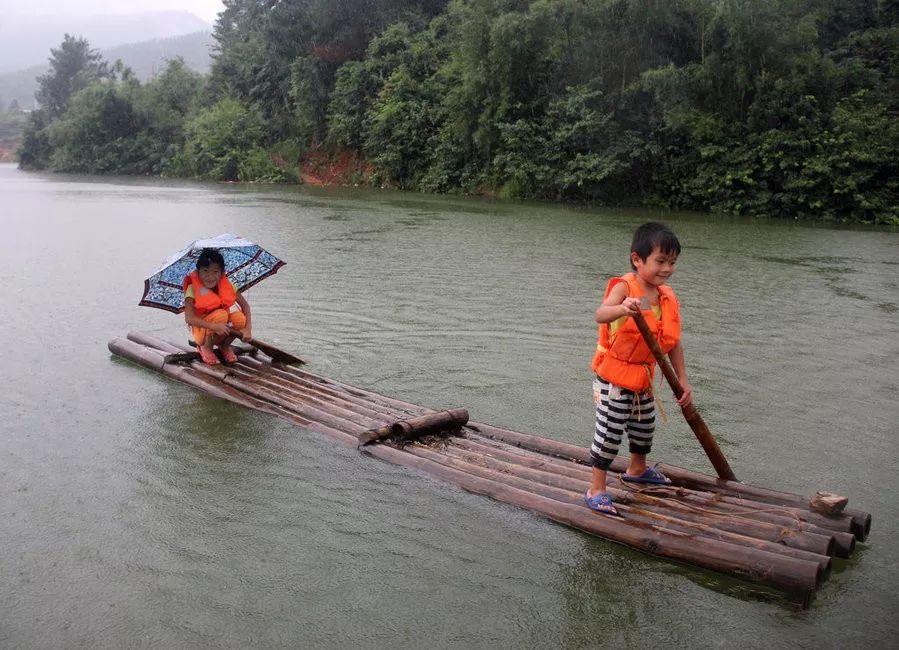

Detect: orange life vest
[590, 272, 681, 392]
[183, 270, 237, 317]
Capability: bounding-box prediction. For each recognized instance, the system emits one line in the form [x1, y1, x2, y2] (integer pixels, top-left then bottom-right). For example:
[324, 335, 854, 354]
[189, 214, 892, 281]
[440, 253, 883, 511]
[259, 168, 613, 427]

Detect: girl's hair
[196, 248, 226, 270]
[630, 222, 681, 270]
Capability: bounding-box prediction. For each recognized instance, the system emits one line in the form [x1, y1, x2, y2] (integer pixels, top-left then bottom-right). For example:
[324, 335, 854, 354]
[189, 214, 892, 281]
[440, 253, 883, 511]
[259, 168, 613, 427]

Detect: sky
[1, 0, 225, 22]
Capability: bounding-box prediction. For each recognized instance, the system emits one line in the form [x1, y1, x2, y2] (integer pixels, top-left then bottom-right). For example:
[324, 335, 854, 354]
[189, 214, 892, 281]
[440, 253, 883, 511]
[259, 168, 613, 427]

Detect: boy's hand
[621, 297, 642, 316]
[676, 381, 693, 407]
[209, 322, 230, 335]
[240, 326, 252, 341]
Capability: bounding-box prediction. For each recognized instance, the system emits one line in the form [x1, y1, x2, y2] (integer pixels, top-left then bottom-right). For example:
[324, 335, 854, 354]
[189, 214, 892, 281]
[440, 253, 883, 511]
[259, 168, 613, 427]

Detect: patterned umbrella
[139, 233, 285, 313]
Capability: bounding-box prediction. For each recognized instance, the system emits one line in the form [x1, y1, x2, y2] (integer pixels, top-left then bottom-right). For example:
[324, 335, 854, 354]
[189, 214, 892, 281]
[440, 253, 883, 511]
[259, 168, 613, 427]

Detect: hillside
[0, 31, 214, 110]
[105, 31, 213, 80]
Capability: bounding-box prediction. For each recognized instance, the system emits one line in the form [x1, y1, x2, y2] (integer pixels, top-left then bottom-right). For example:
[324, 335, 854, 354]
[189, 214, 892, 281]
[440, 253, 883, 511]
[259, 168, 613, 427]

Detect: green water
[1, 163, 897, 647]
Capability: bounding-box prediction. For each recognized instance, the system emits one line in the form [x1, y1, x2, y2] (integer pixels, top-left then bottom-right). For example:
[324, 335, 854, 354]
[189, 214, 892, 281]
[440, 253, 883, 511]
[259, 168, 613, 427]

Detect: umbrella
[139, 233, 285, 313]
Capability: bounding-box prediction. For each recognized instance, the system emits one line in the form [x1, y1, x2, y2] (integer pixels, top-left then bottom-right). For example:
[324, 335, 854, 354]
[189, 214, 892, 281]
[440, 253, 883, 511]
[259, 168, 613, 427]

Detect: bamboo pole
[222, 365, 386, 429]
[277, 363, 436, 414]
[236, 357, 416, 420]
[185, 362, 370, 435]
[115, 337, 364, 446]
[457, 435, 855, 557]
[358, 409, 469, 446]
[360, 442, 823, 605]
[443, 440, 838, 558]
[654, 462, 871, 542]
[405, 444, 832, 578]
[631, 311, 736, 481]
[468, 422, 865, 540]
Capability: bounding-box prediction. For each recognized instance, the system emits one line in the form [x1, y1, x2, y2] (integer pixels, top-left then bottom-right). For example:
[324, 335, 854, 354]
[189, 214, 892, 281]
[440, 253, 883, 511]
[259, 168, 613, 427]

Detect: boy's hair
[196, 248, 225, 270]
[630, 222, 681, 270]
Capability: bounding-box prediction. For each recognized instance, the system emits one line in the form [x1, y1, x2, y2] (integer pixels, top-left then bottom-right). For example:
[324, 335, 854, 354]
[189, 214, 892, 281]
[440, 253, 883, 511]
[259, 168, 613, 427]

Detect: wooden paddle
[240, 336, 306, 365]
[189, 331, 307, 365]
[632, 311, 737, 481]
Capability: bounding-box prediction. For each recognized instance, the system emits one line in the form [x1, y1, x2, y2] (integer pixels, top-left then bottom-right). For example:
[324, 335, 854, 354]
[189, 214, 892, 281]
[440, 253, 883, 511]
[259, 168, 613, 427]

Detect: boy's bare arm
[594, 283, 642, 323]
[668, 340, 693, 406]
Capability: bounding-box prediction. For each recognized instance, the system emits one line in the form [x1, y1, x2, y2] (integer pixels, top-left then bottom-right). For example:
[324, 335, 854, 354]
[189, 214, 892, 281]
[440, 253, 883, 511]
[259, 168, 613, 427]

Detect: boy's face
[632, 246, 678, 287]
[197, 263, 224, 289]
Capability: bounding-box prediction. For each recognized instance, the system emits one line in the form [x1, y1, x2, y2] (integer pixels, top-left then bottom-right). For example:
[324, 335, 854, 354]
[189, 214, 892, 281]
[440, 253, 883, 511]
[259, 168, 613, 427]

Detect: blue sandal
[620, 466, 672, 485]
[584, 490, 619, 516]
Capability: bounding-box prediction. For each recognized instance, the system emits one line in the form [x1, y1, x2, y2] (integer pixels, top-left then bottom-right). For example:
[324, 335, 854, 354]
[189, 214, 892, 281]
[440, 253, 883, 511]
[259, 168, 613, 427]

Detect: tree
[173, 97, 269, 180]
[46, 82, 143, 173]
[35, 34, 108, 119]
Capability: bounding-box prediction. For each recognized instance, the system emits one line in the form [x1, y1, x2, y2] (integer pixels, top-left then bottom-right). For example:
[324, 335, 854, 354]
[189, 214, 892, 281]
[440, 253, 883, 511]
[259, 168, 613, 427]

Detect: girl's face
[197, 263, 224, 289]
[632, 246, 678, 287]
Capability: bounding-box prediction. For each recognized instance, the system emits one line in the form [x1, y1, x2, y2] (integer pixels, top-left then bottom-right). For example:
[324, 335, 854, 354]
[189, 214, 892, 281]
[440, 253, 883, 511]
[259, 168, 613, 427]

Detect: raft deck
[109, 332, 871, 607]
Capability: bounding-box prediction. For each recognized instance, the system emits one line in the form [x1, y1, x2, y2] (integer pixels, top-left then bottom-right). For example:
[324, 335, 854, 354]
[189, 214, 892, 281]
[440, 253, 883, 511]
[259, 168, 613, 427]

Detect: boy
[584, 223, 693, 516]
[183, 248, 253, 365]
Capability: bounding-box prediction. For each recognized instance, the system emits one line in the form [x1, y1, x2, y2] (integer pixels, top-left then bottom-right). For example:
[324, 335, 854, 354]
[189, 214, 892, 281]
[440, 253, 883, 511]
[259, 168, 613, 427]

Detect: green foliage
[14, 2, 899, 222]
[18, 34, 110, 169]
[174, 98, 268, 181]
[36, 34, 109, 120]
[644, 2, 898, 222]
[238, 147, 293, 182]
[289, 56, 332, 143]
[493, 86, 650, 202]
[210, 0, 450, 140]
[45, 82, 144, 173]
[134, 58, 207, 173]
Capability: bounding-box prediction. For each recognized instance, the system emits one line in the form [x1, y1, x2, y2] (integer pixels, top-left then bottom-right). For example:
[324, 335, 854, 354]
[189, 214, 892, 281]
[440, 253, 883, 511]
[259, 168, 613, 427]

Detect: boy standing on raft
[183, 248, 252, 365]
[584, 223, 693, 516]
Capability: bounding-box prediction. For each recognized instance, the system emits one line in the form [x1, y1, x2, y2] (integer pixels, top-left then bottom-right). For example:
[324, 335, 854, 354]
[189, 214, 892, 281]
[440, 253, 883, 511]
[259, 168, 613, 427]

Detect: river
[1, 162, 897, 647]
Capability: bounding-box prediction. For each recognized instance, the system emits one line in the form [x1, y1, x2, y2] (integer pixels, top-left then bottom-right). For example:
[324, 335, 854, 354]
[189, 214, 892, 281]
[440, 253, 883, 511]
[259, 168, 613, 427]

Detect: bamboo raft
[109, 332, 871, 607]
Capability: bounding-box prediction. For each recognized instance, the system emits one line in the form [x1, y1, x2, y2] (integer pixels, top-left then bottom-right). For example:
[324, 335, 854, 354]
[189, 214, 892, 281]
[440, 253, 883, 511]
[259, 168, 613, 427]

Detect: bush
[175, 98, 267, 180]
[238, 148, 293, 182]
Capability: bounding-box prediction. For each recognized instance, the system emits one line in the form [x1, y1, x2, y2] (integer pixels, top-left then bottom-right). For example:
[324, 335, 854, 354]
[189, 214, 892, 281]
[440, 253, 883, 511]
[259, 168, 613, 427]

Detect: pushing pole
[632, 312, 738, 482]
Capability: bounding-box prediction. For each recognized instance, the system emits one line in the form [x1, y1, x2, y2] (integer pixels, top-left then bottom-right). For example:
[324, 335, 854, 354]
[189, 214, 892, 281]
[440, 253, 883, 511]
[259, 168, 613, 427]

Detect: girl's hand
[676, 381, 693, 407]
[240, 326, 252, 341]
[209, 322, 230, 335]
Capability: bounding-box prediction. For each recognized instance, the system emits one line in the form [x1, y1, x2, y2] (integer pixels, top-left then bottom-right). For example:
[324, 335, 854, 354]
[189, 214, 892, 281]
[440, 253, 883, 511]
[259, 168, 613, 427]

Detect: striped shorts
[589, 375, 656, 470]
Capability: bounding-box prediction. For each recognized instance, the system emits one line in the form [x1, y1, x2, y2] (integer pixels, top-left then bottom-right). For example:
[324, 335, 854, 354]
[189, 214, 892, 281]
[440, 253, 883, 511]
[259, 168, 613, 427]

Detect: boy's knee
[590, 451, 614, 471]
[629, 441, 652, 455]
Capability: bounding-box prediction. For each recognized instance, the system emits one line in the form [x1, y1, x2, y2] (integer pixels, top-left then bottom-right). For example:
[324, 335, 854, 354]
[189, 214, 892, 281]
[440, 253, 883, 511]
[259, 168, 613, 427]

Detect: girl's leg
[218, 310, 246, 363]
[195, 309, 230, 364]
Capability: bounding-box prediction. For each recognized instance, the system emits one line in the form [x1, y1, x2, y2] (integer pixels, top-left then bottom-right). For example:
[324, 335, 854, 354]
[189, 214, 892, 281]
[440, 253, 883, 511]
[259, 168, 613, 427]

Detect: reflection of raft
[109, 332, 871, 607]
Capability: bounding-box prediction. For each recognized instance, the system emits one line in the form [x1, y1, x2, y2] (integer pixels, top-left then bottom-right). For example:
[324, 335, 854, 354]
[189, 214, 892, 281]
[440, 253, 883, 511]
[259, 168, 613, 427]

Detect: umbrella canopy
[140, 233, 285, 313]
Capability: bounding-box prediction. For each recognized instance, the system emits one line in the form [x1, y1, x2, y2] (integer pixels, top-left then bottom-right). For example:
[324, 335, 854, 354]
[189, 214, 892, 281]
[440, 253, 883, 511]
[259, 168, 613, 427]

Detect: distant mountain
[105, 31, 214, 80]
[0, 31, 214, 110]
[0, 65, 43, 111]
[0, 11, 210, 74]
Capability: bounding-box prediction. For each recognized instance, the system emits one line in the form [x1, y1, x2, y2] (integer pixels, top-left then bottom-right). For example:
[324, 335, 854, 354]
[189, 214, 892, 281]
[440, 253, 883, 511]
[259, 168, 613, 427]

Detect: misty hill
[106, 31, 213, 79]
[0, 31, 214, 110]
[0, 11, 210, 74]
